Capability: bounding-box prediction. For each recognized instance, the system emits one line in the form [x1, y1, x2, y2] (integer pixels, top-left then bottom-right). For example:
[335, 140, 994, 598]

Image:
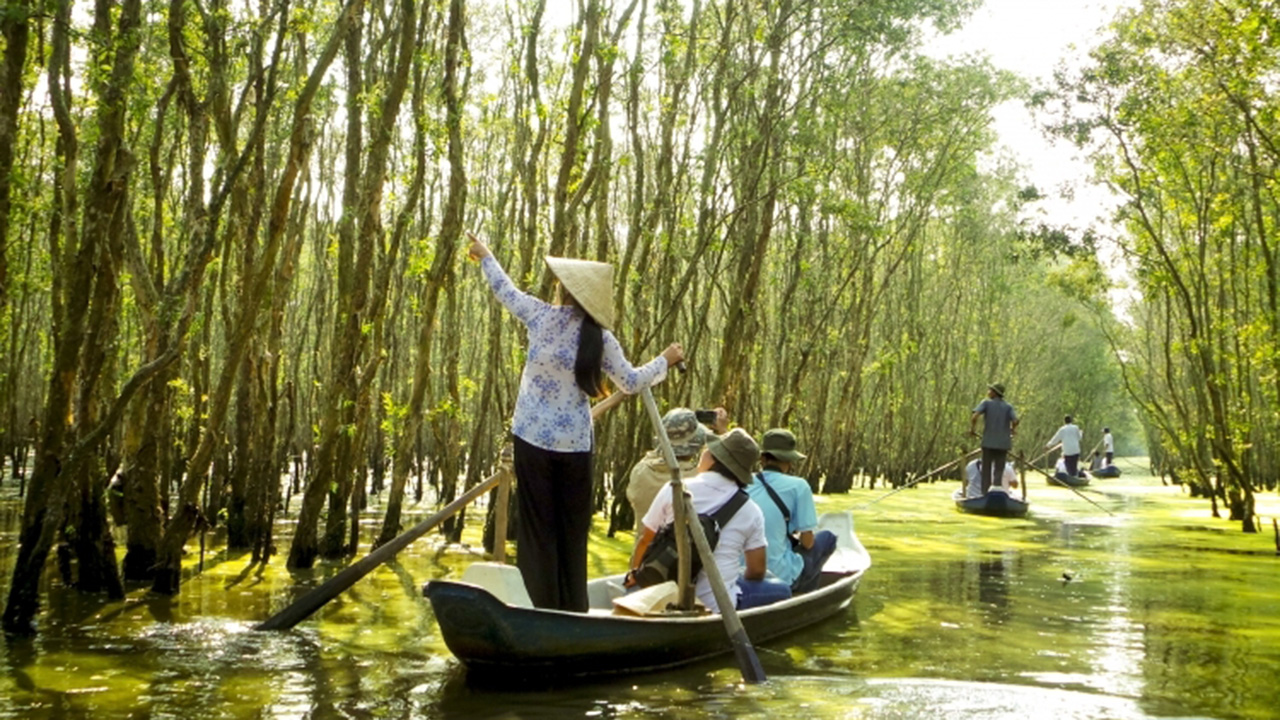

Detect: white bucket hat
[545, 256, 615, 330]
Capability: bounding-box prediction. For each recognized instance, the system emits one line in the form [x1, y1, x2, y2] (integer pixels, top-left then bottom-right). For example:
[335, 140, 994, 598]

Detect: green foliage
[1043, 0, 1280, 523]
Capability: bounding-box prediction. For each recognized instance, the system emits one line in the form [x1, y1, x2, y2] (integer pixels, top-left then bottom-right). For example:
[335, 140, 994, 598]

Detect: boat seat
[817, 511, 872, 574]
[460, 562, 534, 608]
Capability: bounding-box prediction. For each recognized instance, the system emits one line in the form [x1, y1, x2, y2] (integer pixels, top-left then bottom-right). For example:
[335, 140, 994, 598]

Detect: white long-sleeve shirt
[1048, 423, 1083, 456]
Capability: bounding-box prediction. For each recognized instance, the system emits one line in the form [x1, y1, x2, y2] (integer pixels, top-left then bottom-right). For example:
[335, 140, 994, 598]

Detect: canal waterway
[0, 457, 1277, 719]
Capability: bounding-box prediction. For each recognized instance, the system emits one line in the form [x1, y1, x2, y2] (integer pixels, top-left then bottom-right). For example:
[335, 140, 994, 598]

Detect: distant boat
[1049, 471, 1091, 488]
[423, 513, 871, 680]
[1090, 465, 1121, 479]
[953, 487, 1029, 518]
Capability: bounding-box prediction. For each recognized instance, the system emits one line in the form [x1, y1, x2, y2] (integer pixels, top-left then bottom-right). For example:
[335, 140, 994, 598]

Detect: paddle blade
[730, 628, 767, 684]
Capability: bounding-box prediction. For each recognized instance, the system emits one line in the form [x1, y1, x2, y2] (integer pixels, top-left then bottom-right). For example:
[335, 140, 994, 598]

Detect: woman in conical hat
[468, 232, 683, 612]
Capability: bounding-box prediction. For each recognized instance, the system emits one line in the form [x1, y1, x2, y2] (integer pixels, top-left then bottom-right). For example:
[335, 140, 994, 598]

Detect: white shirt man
[1048, 416, 1084, 476]
[964, 459, 1017, 498]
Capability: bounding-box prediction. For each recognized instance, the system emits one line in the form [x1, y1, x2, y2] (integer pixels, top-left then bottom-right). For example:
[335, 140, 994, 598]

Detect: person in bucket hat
[625, 408, 714, 538]
[468, 232, 684, 612]
[747, 429, 837, 594]
[969, 382, 1020, 494]
[629, 428, 792, 612]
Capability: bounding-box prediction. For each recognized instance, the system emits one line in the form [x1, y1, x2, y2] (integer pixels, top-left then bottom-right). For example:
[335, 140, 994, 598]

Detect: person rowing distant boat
[969, 383, 1019, 495]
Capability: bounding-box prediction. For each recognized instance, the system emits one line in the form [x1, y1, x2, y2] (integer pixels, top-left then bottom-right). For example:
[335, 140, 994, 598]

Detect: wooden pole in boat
[638, 389, 694, 609]
[492, 461, 513, 564]
[1016, 443, 1062, 502]
[257, 389, 636, 630]
[1016, 451, 1114, 516]
[640, 386, 767, 685]
[858, 448, 981, 510]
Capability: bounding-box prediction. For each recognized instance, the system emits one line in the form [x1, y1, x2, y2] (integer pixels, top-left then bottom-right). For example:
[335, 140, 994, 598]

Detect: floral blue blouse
[482, 255, 668, 453]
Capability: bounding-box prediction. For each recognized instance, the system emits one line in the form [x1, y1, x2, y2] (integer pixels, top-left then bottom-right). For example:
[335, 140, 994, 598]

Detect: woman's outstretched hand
[661, 342, 685, 368]
[467, 231, 491, 262]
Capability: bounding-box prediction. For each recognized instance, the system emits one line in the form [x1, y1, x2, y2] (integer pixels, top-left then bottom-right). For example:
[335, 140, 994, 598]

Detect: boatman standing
[1047, 415, 1084, 477]
[969, 383, 1019, 495]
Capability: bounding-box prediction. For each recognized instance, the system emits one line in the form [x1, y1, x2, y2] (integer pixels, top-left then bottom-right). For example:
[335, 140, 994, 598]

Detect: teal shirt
[746, 469, 819, 586]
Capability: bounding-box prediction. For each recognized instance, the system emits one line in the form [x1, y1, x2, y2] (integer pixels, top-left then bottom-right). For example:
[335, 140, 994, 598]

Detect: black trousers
[1105, 451, 1113, 465]
[1064, 453, 1080, 476]
[512, 435, 594, 612]
[980, 447, 1008, 493]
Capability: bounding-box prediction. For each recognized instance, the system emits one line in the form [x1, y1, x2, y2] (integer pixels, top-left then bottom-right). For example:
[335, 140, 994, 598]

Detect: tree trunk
[154, 0, 362, 592]
[3, 0, 142, 634]
[376, 0, 465, 548]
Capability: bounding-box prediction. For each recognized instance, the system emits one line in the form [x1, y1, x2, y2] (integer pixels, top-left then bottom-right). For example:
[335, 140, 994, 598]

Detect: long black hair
[575, 310, 606, 398]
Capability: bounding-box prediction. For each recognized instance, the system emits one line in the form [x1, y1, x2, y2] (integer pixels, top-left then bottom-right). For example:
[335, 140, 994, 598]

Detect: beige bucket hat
[545, 256, 615, 330]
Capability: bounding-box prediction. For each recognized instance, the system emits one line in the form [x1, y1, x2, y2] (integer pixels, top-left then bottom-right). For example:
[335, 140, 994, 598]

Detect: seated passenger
[964, 459, 1018, 497]
[747, 429, 837, 595]
[626, 407, 716, 540]
[627, 429, 791, 612]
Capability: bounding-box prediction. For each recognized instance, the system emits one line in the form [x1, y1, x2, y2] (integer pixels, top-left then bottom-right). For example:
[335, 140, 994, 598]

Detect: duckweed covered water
[0, 458, 1277, 719]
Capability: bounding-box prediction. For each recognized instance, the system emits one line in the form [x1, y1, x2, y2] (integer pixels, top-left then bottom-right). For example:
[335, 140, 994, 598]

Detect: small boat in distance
[423, 513, 871, 680]
[1049, 471, 1091, 488]
[953, 487, 1029, 518]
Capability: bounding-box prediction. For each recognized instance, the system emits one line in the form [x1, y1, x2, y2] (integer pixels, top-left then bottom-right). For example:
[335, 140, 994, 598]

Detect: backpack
[633, 490, 750, 588]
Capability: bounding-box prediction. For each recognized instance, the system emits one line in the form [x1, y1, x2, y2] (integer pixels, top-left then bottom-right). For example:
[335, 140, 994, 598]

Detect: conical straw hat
[545, 256, 615, 330]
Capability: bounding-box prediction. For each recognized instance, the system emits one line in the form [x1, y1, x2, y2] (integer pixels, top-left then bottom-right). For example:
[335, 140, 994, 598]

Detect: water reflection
[0, 472, 1278, 718]
[975, 552, 1014, 625]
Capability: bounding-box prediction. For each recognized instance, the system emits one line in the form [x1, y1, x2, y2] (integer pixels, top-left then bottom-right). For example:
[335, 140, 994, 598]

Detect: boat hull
[1049, 472, 1091, 488]
[424, 570, 862, 678]
[954, 490, 1029, 518]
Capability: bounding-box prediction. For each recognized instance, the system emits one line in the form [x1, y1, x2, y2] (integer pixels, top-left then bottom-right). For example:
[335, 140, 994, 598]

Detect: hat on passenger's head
[707, 428, 760, 486]
[761, 428, 806, 463]
[657, 408, 708, 458]
[545, 256, 614, 330]
[988, 383, 1006, 397]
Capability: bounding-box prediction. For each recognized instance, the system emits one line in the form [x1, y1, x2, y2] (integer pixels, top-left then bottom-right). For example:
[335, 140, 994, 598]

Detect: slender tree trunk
[0, 1, 31, 460]
[154, 0, 362, 592]
[3, 0, 142, 634]
[376, 0, 465, 547]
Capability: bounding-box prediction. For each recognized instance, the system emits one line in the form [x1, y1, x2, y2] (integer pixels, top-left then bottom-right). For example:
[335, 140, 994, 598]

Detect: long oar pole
[1026, 443, 1062, 469]
[256, 466, 508, 630]
[640, 386, 766, 685]
[1016, 451, 1115, 516]
[259, 391, 634, 631]
[858, 448, 982, 510]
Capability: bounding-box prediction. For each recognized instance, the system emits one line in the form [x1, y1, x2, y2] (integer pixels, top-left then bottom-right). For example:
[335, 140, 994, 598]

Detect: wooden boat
[953, 487, 1029, 518]
[1049, 471, 1091, 488]
[1090, 464, 1121, 478]
[422, 513, 871, 679]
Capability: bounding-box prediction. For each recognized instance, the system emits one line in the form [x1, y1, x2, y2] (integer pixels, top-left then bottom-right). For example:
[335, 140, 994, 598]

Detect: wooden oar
[1016, 451, 1115, 516]
[858, 448, 982, 510]
[1026, 442, 1062, 469]
[639, 386, 766, 684]
[256, 465, 508, 630]
[589, 388, 631, 420]
[258, 391, 635, 631]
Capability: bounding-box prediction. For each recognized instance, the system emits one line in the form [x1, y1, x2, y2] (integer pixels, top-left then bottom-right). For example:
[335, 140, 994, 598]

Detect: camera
[695, 409, 717, 426]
